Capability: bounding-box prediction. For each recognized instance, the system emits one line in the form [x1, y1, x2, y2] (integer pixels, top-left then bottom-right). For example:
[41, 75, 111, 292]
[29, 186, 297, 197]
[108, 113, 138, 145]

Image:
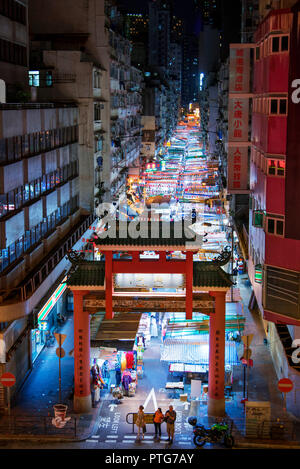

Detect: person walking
[165, 405, 177, 443]
[153, 408, 164, 439]
[135, 405, 145, 440]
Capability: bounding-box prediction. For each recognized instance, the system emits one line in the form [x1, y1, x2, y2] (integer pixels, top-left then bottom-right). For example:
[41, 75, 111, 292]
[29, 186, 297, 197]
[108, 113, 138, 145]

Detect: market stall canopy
[90, 312, 141, 351]
[161, 336, 239, 366]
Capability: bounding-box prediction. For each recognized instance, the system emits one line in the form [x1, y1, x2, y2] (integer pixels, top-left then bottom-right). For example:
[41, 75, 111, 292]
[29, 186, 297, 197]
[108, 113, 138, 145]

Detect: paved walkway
[11, 315, 76, 416]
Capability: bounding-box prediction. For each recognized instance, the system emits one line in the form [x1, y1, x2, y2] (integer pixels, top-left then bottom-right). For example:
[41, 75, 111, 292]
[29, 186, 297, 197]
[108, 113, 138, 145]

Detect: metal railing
[0, 415, 82, 438]
[0, 212, 96, 304]
[126, 412, 155, 433]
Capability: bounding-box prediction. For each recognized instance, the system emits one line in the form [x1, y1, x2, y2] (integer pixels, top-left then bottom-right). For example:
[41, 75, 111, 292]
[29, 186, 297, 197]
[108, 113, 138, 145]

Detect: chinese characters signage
[227, 146, 248, 192]
[227, 45, 252, 194]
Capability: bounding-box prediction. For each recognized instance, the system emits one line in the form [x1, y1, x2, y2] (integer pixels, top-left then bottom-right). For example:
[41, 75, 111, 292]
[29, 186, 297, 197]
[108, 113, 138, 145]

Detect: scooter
[188, 417, 234, 448]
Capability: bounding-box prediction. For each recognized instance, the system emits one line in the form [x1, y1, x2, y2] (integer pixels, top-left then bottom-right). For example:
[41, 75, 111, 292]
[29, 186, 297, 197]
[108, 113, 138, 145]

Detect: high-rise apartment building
[28, 0, 143, 209]
[0, 0, 143, 411]
[249, 1, 300, 416]
[0, 0, 29, 101]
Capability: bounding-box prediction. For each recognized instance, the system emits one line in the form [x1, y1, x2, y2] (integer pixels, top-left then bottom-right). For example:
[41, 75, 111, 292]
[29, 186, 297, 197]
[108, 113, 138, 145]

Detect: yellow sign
[54, 333, 67, 346]
[241, 334, 254, 346]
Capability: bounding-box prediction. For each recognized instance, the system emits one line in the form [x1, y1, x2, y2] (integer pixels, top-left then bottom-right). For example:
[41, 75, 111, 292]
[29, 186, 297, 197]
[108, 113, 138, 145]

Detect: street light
[201, 221, 235, 302]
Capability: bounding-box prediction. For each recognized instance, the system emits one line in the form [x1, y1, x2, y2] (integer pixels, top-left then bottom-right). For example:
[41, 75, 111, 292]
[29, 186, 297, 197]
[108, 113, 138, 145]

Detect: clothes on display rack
[137, 346, 143, 360]
[122, 370, 132, 393]
[125, 351, 134, 369]
[115, 363, 122, 386]
[121, 352, 127, 372]
[136, 335, 145, 348]
[150, 316, 158, 338]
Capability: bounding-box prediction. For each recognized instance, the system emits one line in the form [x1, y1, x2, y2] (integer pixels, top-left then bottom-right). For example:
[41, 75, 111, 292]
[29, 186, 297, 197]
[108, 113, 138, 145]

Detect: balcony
[93, 88, 102, 99]
[94, 120, 102, 132]
[0, 194, 80, 275]
[0, 125, 78, 166]
[0, 212, 96, 309]
[0, 161, 78, 221]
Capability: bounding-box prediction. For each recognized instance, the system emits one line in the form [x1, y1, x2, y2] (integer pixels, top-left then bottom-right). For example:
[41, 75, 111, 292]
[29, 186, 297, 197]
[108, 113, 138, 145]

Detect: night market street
[1, 122, 297, 451]
[1, 0, 300, 457]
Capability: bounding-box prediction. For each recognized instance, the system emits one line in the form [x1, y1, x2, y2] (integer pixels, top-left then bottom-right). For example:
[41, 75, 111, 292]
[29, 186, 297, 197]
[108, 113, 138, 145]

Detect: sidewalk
[2, 313, 101, 441]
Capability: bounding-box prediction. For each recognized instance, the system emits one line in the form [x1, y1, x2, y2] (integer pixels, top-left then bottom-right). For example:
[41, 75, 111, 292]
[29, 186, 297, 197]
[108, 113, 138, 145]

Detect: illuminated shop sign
[254, 264, 263, 284]
[38, 276, 67, 321]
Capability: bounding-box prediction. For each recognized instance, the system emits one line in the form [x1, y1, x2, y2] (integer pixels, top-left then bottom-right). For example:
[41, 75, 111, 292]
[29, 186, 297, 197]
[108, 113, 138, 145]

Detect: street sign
[0, 372, 16, 387]
[54, 333, 67, 346]
[278, 378, 293, 393]
[241, 358, 253, 367]
[241, 334, 254, 346]
[242, 348, 252, 360]
[56, 347, 65, 359]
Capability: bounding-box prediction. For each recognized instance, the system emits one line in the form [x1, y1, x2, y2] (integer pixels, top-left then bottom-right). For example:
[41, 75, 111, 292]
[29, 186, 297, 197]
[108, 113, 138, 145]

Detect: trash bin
[53, 404, 68, 421]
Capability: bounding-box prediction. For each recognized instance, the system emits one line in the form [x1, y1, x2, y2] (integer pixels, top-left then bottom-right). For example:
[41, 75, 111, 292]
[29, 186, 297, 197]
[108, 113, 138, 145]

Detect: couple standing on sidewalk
[136, 405, 177, 443]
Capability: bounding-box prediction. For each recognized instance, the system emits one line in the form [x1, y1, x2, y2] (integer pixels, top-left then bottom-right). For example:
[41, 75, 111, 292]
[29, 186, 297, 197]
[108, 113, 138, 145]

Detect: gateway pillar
[185, 251, 193, 320]
[105, 250, 113, 319]
[208, 291, 226, 416]
[72, 290, 91, 413]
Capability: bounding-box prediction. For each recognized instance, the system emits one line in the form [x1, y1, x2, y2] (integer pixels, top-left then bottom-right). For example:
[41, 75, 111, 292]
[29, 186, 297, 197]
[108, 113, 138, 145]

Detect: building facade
[249, 3, 300, 416]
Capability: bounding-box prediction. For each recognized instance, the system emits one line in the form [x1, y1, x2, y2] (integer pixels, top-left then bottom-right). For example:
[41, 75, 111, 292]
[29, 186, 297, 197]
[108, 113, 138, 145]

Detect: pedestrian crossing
[86, 433, 193, 446]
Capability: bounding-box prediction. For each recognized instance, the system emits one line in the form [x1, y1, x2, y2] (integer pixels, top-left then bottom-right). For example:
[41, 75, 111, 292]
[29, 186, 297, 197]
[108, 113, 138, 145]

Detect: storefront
[88, 311, 154, 405]
[31, 275, 69, 362]
[160, 310, 242, 399]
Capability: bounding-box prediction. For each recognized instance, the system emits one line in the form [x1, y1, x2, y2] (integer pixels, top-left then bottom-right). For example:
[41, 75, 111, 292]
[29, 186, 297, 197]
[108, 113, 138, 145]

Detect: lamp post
[202, 220, 235, 302]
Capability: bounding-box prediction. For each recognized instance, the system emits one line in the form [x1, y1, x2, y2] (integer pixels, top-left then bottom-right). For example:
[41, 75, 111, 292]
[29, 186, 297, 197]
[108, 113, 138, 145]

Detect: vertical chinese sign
[227, 44, 252, 193]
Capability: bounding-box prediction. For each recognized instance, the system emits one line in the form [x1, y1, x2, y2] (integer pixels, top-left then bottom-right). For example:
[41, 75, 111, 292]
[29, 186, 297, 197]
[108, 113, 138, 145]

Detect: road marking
[86, 439, 98, 443]
[142, 387, 158, 412]
[106, 435, 119, 439]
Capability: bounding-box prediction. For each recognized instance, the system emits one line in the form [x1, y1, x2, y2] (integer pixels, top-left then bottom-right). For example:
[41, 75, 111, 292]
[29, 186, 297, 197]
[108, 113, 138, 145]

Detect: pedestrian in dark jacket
[164, 405, 177, 443]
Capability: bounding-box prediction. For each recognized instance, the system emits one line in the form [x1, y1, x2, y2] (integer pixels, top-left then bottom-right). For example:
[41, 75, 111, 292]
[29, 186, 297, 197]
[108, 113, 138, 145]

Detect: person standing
[135, 405, 145, 440]
[165, 405, 177, 443]
[153, 408, 164, 439]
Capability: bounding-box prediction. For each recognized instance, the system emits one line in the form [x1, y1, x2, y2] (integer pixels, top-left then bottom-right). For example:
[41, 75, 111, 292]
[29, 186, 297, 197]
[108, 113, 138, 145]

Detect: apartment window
[253, 210, 264, 228]
[279, 99, 287, 114]
[269, 97, 287, 115]
[281, 36, 289, 51]
[29, 71, 39, 87]
[0, 38, 27, 66]
[270, 99, 278, 114]
[266, 216, 284, 236]
[94, 103, 101, 122]
[255, 46, 260, 61]
[93, 70, 101, 89]
[268, 159, 285, 177]
[272, 36, 280, 53]
[271, 35, 289, 53]
[0, 0, 26, 24]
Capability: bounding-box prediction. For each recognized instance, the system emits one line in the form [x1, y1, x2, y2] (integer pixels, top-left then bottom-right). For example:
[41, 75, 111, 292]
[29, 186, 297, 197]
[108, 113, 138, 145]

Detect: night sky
[119, 0, 201, 35]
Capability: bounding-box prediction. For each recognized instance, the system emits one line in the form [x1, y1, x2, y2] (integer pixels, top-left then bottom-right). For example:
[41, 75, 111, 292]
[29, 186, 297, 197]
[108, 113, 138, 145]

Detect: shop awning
[90, 312, 141, 351]
[161, 335, 239, 366]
